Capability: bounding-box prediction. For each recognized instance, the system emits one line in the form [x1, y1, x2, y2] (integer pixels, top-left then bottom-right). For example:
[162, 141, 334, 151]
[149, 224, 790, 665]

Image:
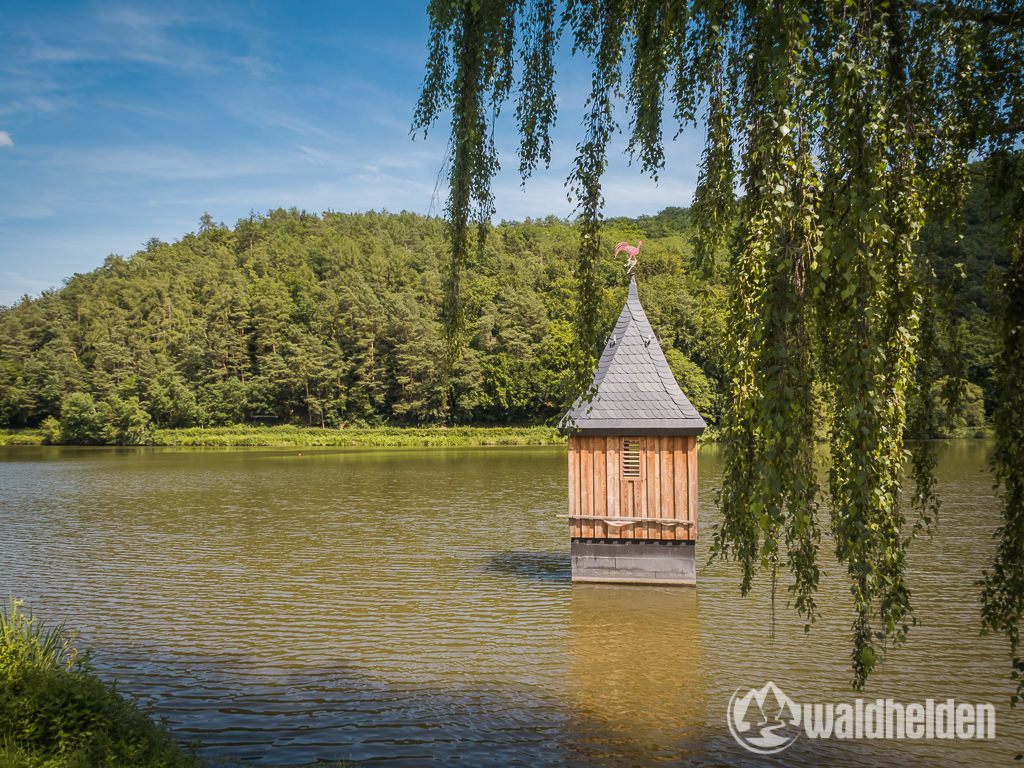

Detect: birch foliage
[414, 0, 1024, 693]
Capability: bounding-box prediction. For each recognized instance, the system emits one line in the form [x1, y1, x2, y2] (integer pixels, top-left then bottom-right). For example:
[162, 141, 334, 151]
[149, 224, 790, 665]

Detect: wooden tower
[561, 276, 706, 585]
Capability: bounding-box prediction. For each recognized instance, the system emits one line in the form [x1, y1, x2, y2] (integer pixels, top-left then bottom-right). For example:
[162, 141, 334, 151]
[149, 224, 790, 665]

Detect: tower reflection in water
[564, 583, 706, 765]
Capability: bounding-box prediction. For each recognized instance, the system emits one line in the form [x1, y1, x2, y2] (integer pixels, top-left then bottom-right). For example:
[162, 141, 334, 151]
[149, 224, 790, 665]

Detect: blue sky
[0, 1, 704, 306]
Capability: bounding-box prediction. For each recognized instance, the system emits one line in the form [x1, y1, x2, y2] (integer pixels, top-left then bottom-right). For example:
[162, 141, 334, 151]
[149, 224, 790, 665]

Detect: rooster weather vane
[614, 240, 642, 274]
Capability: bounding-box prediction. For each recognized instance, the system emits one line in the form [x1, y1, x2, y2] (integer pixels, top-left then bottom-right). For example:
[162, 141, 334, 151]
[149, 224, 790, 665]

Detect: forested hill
[0, 207, 727, 433]
[0, 194, 1002, 439]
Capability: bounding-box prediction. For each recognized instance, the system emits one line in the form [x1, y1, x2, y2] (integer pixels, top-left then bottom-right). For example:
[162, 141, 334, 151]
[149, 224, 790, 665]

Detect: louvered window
[622, 439, 641, 477]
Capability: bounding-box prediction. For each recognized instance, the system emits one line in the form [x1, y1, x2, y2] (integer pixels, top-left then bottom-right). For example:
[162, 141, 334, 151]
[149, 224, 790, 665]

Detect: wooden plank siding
[585, 442, 593, 536]
[645, 437, 656, 539]
[619, 440, 632, 539]
[593, 440, 607, 539]
[673, 440, 686, 541]
[605, 436, 619, 540]
[662, 439, 674, 540]
[568, 438, 579, 537]
[567, 434, 697, 542]
[687, 435, 698, 535]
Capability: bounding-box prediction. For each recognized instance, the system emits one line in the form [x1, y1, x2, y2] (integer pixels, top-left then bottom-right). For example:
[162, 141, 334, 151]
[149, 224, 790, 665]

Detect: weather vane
[614, 240, 642, 274]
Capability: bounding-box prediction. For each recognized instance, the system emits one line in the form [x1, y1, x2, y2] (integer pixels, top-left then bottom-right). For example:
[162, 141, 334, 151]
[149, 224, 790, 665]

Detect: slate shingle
[560, 276, 707, 435]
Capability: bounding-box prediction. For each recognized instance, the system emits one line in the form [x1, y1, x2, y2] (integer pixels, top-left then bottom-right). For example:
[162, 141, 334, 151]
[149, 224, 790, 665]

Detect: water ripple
[0, 443, 1018, 766]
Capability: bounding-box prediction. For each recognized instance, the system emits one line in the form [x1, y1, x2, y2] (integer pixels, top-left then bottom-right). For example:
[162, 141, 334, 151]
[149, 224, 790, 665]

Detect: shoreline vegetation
[0, 423, 992, 449]
[0, 597, 354, 768]
[0, 424, 567, 448]
[0, 597, 199, 768]
[0, 199, 1000, 445]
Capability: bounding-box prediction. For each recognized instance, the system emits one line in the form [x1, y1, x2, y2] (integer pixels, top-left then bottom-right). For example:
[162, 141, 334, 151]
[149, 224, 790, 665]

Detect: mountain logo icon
[727, 681, 802, 754]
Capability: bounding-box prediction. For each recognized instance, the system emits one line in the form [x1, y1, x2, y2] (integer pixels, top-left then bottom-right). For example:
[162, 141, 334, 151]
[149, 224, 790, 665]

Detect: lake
[0, 440, 1018, 766]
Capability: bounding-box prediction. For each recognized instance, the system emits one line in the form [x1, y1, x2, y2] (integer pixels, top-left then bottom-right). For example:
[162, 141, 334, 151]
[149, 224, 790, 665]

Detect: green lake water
[0, 441, 1019, 766]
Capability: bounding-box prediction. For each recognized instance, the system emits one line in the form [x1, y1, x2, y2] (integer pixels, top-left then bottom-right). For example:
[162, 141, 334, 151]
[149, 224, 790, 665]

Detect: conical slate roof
[561, 277, 707, 435]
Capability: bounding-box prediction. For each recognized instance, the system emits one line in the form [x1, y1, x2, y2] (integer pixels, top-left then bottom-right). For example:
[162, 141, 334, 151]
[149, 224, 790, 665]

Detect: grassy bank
[1, 424, 994, 448]
[154, 425, 565, 447]
[0, 430, 45, 446]
[0, 425, 565, 448]
[0, 599, 359, 768]
[0, 598, 199, 768]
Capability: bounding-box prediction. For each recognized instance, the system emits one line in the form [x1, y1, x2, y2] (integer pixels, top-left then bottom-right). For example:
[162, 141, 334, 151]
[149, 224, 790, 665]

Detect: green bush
[50, 394, 153, 446]
[37, 419, 61, 446]
[57, 394, 105, 445]
[930, 376, 987, 438]
[0, 598, 197, 768]
[0, 432, 44, 447]
[102, 396, 153, 446]
[663, 348, 719, 423]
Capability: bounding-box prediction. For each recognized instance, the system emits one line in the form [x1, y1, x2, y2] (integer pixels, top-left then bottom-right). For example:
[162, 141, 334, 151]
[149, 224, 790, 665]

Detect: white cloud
[45, 143, 299, 180]
[0, 96, 67, 119]
[4, 203, 53, 219]
[14, 6, 268, 79]
[0, 131, 13, 148]
[28, 46, 84, 63]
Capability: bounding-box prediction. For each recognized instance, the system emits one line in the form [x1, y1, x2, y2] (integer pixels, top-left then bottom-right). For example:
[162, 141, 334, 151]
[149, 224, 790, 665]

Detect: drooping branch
[912, 0, 1024, 31]
[713, 0, 822, 645]
[517, 0, 559, 180]
[414, 1, 519, 366]
[565, 0, 627, 374]
[415, 0, 1024, 697]
[981, 151, 1024, 706]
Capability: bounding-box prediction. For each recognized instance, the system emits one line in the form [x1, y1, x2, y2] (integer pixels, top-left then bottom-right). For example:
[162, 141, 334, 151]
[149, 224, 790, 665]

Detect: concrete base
[570, 538, 695, 585]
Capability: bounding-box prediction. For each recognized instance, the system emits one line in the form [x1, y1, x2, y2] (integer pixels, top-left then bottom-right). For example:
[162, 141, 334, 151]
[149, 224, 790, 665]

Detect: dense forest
[0, 188, 1004, 443]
